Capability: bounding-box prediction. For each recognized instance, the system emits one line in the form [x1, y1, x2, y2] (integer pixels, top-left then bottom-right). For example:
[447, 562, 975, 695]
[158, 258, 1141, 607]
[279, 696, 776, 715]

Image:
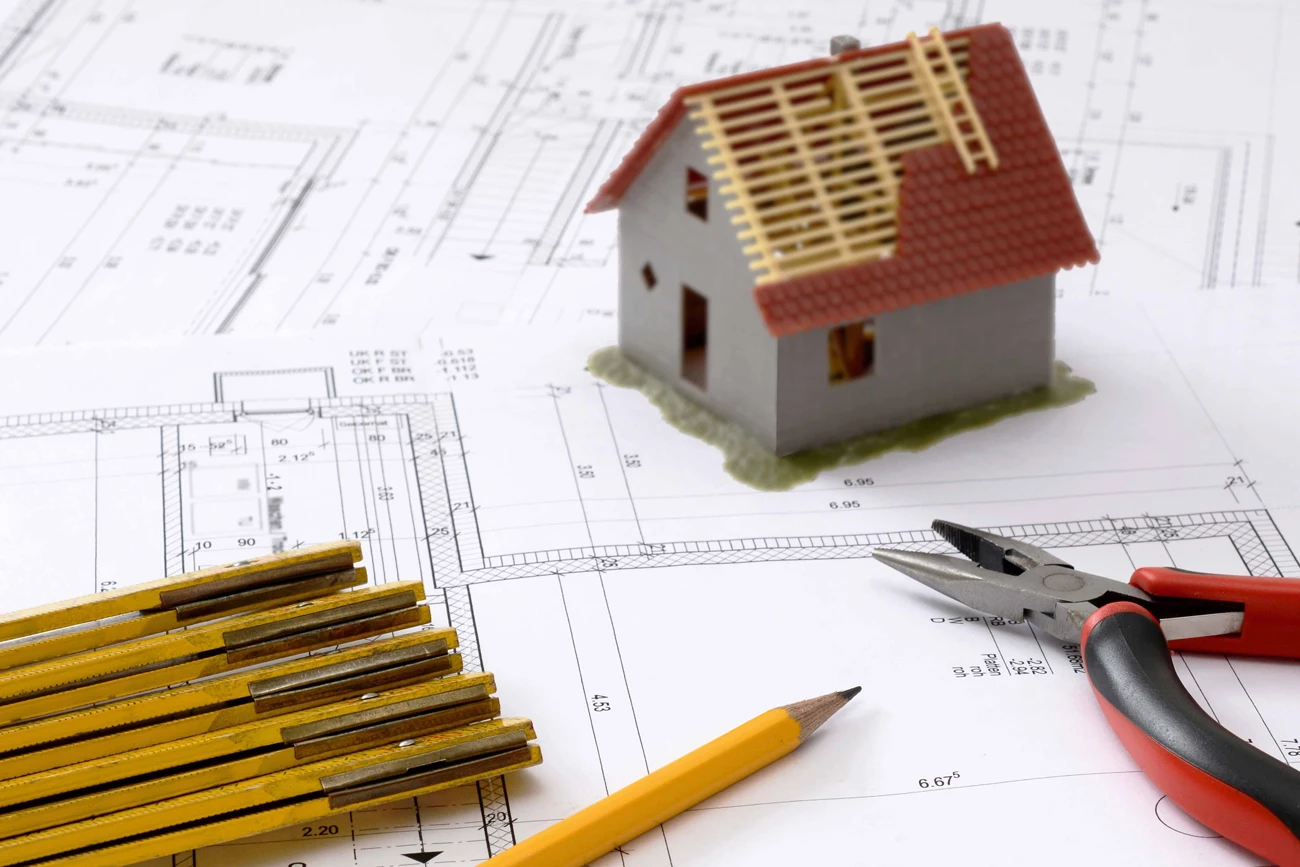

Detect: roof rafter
[685, 29, 997, 285]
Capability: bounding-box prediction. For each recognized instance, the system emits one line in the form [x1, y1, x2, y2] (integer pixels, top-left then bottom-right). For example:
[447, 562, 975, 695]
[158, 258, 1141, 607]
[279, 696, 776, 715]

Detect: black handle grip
[1083, 603, 1300, 866]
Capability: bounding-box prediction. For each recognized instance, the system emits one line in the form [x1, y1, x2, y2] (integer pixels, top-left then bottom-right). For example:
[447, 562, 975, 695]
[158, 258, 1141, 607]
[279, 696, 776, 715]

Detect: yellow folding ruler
[0, 630, 459, 780]
[0, 580, 429, 726]
[0, 542, 364, 670]
[0, 672, 499, 837]
[0, 718, 543, 867]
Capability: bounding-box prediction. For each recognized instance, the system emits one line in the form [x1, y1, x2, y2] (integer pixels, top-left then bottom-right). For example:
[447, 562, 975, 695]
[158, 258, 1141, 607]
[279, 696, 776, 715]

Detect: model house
[586, 24, 1099, 456]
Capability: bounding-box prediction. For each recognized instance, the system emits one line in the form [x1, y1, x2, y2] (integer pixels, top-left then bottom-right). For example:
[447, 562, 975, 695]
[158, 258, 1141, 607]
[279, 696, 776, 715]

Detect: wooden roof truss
[687, 28, 1000, 284]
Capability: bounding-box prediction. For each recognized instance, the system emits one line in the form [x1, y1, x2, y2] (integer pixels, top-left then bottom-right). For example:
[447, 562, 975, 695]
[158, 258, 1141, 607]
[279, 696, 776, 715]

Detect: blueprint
[0, 0, 1298, 343]
[0, 285, 1295, 865]
[0, 0, 1299, 865]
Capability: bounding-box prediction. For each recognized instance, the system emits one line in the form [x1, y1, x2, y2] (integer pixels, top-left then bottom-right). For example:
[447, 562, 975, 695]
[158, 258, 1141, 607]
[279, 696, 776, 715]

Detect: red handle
[1083, 603, 1300, 865]
[1130, 566, 1300, 657]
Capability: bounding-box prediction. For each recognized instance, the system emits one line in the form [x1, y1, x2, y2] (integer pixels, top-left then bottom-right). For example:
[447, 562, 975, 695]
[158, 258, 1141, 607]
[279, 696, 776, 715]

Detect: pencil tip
[784, 687, 860, 742]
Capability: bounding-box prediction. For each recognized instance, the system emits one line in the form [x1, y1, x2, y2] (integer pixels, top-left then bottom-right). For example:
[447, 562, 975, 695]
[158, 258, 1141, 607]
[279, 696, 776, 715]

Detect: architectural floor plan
[0, 0, 1297, 864]
[0, 0, 1298, 344]
[0, 304, 1292, 865]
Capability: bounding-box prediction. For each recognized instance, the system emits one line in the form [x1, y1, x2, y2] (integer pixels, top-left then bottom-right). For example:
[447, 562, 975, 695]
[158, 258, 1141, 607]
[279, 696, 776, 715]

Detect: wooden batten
[686, 29, 997, 285]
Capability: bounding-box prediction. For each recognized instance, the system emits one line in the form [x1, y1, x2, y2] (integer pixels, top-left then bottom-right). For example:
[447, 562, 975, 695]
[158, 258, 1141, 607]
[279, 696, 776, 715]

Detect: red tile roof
[587, 24, 1099, 337]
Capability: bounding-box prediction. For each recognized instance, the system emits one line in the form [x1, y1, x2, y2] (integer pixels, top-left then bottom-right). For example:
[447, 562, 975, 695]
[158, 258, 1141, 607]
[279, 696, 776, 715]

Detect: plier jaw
[875, 519, 1152, 643]
[930, 518, 1072, 574]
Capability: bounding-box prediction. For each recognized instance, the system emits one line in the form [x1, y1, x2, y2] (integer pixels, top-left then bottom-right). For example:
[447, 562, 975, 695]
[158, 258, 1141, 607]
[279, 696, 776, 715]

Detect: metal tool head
[930, 519, 1072, 574]
[875, 519, 1152, 642]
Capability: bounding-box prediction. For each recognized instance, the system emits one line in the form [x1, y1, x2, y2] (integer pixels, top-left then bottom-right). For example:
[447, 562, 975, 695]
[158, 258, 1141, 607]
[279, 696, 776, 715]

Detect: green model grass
[588, 346, 1095, 492]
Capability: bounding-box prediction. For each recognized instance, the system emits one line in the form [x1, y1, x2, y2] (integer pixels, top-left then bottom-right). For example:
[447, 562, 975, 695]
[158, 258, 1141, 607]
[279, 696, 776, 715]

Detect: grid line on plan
[477, 776, 515, 855]
[160, 425, 185, 577]
[405, 402, 460, 581]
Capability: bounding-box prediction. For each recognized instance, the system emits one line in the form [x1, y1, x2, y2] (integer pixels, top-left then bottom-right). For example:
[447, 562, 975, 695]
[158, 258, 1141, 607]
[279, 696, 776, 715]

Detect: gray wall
[616, 118, 780, 449]
[774, 275, 1056, 454]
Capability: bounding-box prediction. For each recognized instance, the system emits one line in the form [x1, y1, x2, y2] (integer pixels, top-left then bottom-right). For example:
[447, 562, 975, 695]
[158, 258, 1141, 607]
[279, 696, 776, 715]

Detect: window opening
[828, 319, 875, 383]
[685, 167, 709, 221]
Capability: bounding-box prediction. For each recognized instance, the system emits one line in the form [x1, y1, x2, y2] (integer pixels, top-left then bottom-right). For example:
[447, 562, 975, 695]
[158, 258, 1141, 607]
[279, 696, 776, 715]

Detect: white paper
[1, 0, 1299, 864]
[1, 0, 1299, 343]
[0, 287, 1294, 865]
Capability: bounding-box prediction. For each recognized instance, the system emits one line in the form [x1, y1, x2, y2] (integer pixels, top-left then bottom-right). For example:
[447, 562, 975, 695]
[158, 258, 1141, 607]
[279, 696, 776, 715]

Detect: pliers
[875, 519, 1300, 866]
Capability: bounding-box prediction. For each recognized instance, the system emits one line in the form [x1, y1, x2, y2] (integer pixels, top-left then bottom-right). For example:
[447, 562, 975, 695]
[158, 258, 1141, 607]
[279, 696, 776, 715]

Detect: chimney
[830, 35, 861, 54]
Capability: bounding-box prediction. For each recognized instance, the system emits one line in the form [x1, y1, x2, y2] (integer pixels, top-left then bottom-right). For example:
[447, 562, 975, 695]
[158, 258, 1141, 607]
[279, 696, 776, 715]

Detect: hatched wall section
[774, 274, 1055, 454]
[617, 117, 780, 449]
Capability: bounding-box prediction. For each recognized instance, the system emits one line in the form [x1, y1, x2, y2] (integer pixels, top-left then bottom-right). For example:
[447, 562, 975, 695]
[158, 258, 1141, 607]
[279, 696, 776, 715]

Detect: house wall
[616, 118, 780, 449]
[774, 274, 1057, 455]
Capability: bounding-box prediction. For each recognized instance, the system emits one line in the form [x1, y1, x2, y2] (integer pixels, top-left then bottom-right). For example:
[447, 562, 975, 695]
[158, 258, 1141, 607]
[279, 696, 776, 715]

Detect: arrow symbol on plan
[469, 253, 493, 260]
[402, 854, 443, 864]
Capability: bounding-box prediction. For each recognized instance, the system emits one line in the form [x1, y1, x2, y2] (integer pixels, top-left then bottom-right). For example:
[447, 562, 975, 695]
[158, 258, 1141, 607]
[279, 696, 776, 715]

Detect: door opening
[681, 285, 708, 390]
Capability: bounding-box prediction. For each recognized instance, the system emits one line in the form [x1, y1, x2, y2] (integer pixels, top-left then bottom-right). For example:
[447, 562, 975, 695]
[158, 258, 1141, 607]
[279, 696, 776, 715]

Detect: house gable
[614, 116, 780, 449]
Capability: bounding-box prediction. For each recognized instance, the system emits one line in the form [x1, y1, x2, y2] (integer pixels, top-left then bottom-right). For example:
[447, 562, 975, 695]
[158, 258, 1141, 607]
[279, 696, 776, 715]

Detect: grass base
[587, 347, 1095, 491]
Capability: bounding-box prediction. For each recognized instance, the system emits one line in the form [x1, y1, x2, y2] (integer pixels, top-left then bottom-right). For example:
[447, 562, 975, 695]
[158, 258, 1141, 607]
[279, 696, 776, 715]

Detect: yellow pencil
[483, 687, 860, 867]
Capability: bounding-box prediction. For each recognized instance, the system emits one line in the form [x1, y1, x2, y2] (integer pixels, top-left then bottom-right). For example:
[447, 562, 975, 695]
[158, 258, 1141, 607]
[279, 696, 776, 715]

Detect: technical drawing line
[249, 176, 315, 275]
[551, 387, 596, 548]
[292, 2, 495, 326]
[1230, 141, 1250, 287]
[0, 131, 306, 169]
[14, 0, 135, 141]
[687, 768, 1147, 812]
[1225, 657, 1287, 762]
[0, 0, 60, 84]
[1088, 0, 1147, 296]
[981, 618, 1010, 674]
[449, 397, 486, 572]
[596, 383, 644, 544]
[397, 414, 429, 587]
[418, 11, 562, 264]
[1203, 148, 1230, 290]
[598, 572, 651, 774]
[214, 274, 265, 336]
[1025, 623, 1054, 676]
[1177, 654, 1220, 724]
[559, 574, 613, 797]
[475, 136, 547, 260]
[529, 118, 618, 266]
[0, 120, 160, 341]
[2, 92, 346, 140]
[1254, 135, 1273, 287]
